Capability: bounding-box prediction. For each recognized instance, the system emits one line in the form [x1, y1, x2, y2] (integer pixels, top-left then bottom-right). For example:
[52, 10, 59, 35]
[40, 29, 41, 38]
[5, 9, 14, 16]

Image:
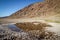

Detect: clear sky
[0, 0, 44, 17]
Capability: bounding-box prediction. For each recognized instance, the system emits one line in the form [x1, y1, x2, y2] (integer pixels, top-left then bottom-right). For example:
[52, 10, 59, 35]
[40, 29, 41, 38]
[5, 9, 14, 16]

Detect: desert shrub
[15, 22, 52, 31]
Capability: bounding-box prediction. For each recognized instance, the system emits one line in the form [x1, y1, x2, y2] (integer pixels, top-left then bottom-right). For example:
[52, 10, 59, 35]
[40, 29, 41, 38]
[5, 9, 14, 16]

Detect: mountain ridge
[0, 0, 60, 19]
[0, 0, 60, 24]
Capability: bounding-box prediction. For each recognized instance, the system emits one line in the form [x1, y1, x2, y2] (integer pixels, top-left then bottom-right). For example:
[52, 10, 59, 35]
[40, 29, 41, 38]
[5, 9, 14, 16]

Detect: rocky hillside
[0, 0, 60, 23]
[6, 0, 60, 18]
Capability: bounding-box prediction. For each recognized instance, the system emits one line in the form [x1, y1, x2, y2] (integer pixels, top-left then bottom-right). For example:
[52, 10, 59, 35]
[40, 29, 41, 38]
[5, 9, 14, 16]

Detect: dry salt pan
[45, 23, 60, 36]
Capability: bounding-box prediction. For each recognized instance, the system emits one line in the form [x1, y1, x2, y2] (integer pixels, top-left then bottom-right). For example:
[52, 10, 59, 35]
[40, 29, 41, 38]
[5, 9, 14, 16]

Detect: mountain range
[7, 0, 60, 18]
[0, 0, 60, 23]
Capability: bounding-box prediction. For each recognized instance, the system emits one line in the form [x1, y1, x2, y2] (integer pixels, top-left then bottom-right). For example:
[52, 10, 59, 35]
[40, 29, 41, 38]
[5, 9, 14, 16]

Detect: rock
[0, 23, 60, 40]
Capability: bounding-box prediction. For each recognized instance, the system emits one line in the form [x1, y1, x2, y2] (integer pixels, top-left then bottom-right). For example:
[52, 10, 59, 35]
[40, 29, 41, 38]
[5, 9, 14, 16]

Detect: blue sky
[0, 0, 44, 17]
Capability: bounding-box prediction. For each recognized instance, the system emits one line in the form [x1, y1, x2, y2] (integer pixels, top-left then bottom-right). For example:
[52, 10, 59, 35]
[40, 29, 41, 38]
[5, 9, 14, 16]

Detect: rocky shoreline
[0, 29, 60, 40]
[0, 22, 60, 40]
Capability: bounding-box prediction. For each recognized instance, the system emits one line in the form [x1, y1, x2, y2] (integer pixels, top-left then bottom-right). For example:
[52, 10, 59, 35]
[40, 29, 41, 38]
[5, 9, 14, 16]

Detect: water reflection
[6, 24, 21, 32]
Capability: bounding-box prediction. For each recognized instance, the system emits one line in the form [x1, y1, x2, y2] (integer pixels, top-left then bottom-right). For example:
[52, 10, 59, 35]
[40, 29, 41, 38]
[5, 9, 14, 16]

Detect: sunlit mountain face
[0, 0, 44, 17]
[4, 0, 60, 19]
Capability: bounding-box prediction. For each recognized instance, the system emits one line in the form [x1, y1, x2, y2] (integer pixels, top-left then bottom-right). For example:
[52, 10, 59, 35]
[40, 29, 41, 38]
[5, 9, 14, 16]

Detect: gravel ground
[0, 24, 60, 40]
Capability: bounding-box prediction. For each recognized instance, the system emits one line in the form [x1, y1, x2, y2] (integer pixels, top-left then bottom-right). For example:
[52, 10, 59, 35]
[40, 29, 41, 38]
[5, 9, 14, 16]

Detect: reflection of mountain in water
[0, 24, 21, 32]
[7, 24, 21, 32]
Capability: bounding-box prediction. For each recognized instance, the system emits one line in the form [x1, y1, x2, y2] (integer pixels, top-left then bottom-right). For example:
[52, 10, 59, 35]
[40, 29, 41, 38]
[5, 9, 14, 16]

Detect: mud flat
[45, 23, 60, 36]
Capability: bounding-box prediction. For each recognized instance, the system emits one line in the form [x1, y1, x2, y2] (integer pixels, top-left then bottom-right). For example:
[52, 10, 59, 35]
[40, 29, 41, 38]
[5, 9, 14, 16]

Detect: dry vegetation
[15, 22, 60, 40]
[15, 22, 52, 31]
